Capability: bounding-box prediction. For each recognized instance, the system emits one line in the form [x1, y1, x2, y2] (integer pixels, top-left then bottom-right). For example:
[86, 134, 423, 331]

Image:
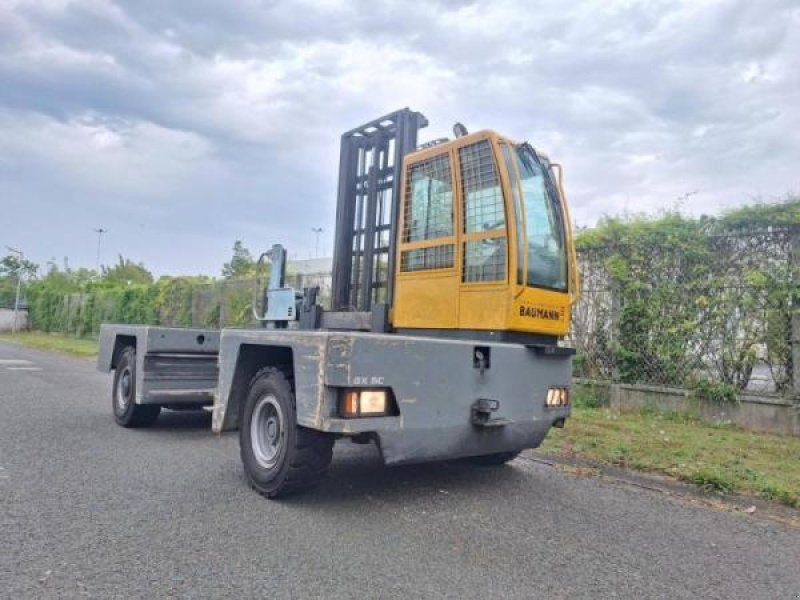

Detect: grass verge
[539, 404, 800, 508]
[0, 331, 98, 358]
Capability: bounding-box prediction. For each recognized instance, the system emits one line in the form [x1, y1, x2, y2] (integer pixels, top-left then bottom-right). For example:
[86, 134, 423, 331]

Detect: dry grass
[0, 331, 98, 358]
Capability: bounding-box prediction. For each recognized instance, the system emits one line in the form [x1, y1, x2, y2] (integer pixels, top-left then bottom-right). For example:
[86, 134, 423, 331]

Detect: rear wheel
[112, 347, 161, 428]
[240, 367, 333, 498]
[466, 451, 521, 466]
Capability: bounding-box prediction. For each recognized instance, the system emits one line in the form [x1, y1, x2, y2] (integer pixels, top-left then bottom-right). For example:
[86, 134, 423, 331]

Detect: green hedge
[25, 276, 257, 337]
[27, 282, 161, 336]
[573, 198, 799, 392]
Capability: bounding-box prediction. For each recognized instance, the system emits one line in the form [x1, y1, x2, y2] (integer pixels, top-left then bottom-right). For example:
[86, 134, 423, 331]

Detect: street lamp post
[312, 227, 323, 258]
[93, 227, 107, 271]
[5, 246, 23, 334]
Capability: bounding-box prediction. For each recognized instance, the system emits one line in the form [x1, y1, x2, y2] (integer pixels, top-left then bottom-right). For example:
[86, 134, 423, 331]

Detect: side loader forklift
[97, 108, 579, 497]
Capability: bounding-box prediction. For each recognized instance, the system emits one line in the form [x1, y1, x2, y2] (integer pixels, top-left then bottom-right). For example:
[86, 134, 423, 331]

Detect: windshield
[512, 144, 568, 291]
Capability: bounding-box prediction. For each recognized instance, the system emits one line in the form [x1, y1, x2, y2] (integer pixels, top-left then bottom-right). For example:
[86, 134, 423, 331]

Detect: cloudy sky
[1, 0, 798, 276]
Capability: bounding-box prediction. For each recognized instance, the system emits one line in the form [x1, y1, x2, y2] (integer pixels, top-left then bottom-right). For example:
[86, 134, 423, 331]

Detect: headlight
[340, 389, 395, 418]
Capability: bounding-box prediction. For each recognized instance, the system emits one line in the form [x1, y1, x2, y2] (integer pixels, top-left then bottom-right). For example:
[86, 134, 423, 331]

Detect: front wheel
[112, 347, 161, 428]
[240, 367, 333, 498]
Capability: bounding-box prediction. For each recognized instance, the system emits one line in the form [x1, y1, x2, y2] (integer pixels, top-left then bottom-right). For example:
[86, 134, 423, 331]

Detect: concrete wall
[580, 380, 800, 437]
[0, 308, 28, 332]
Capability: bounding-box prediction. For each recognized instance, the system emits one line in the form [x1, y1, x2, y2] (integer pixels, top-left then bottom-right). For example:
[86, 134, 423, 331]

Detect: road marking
[0, 359, 32, 365]
[7, 367, 41, 371]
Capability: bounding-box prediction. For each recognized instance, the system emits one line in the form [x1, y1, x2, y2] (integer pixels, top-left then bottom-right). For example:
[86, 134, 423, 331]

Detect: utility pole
[312, 227, 323, 258]
[93, 227, 107, 271]
[5, 246, 23, 334]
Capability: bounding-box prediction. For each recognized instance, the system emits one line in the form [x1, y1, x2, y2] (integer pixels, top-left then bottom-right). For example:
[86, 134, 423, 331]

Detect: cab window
[500, 143, 525, 285]
[458, 140, 507, 283]
[514, 146, 567, 291]
[400, 153, 454, 271]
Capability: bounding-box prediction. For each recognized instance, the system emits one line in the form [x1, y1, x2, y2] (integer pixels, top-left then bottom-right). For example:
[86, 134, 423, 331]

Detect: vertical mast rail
[330, 108, 427, 313]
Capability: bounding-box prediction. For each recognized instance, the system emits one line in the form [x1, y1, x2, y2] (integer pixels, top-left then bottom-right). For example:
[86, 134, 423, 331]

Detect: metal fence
[185, 273, 331, 329]
[189, 279, 255, 328]
[33, 271, 332, 336]
[26, 226, 798, 401]
[571, 226, 798, 397]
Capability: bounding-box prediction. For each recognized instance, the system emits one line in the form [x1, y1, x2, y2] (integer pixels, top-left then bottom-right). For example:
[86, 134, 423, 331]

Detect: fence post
[220, 281, 227, 328]
[791, 226, 800, 402]
[610, 280, 621, 383]
[190, 286, 196, 328]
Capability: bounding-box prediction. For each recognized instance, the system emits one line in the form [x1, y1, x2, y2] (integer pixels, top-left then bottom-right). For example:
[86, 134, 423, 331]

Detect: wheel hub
[117, 368, 132, 411]
[251, 395, 285, 470]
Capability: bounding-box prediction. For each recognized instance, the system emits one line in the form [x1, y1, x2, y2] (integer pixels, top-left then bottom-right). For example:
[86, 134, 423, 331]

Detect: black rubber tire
[466, 451, 521, 466]
[112, 347, 161, 428]
[240, 367, 334, 498]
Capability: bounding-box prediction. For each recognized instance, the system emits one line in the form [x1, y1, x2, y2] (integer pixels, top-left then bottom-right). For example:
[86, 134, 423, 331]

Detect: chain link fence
[188, 273, 331, 327]
[26, 225, 797, 401]
[571, 226, 797, 396]
[190, 279, 256, 328]
[28, 269, 334, 337]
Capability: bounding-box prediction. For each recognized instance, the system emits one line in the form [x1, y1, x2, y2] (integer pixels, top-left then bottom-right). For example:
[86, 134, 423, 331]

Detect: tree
[0, 254, 38, 279]
[222, 241, 256, 279]
[0, 254, 38, 306]
[101, 255, 154, 285]
[35, 258, 97, 291]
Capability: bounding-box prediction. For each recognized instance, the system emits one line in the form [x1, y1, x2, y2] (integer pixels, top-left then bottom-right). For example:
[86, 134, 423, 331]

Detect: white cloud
[0, 0, 798, 273]
[0, 111, 217, 197]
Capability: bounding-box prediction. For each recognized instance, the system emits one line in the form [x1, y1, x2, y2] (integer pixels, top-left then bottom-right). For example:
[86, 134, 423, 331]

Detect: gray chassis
[98, 324, 572, 465]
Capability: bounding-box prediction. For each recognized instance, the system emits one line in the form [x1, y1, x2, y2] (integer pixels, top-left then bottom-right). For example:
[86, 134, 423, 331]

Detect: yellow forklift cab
[392, 130, 579, 337]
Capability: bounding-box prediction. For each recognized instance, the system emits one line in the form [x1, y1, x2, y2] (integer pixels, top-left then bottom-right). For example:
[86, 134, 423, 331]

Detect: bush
[688, 378, 738, 404]
[24, 272, 254, 337]
[574, 198, 798, 391]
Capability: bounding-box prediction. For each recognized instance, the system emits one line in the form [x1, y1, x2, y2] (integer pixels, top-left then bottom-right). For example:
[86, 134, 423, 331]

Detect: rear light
[545, 387, 570, 408]
[339, 389, 397, 418]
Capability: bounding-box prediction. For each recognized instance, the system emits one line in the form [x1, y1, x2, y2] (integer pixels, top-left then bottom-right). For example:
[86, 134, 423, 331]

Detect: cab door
[502, 142, 572, 336]
[392, 150, 460, 329]
[455, 137, 512, 330]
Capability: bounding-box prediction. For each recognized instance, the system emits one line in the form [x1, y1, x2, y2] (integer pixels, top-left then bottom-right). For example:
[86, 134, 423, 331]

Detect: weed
[571, 385, 605, 409]
[757, 482, 798, 507]
[685, 469, 737, 494]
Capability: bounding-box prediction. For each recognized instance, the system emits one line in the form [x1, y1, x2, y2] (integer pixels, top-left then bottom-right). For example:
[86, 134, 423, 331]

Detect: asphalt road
[1, 341, 799, 599]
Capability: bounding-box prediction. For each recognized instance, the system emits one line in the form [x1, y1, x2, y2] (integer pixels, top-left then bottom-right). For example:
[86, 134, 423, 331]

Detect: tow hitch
[471, 398, 509, 427]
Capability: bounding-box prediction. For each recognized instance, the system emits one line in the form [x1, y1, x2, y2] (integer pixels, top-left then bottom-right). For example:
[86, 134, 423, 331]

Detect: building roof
[287, 257, 333, 275]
